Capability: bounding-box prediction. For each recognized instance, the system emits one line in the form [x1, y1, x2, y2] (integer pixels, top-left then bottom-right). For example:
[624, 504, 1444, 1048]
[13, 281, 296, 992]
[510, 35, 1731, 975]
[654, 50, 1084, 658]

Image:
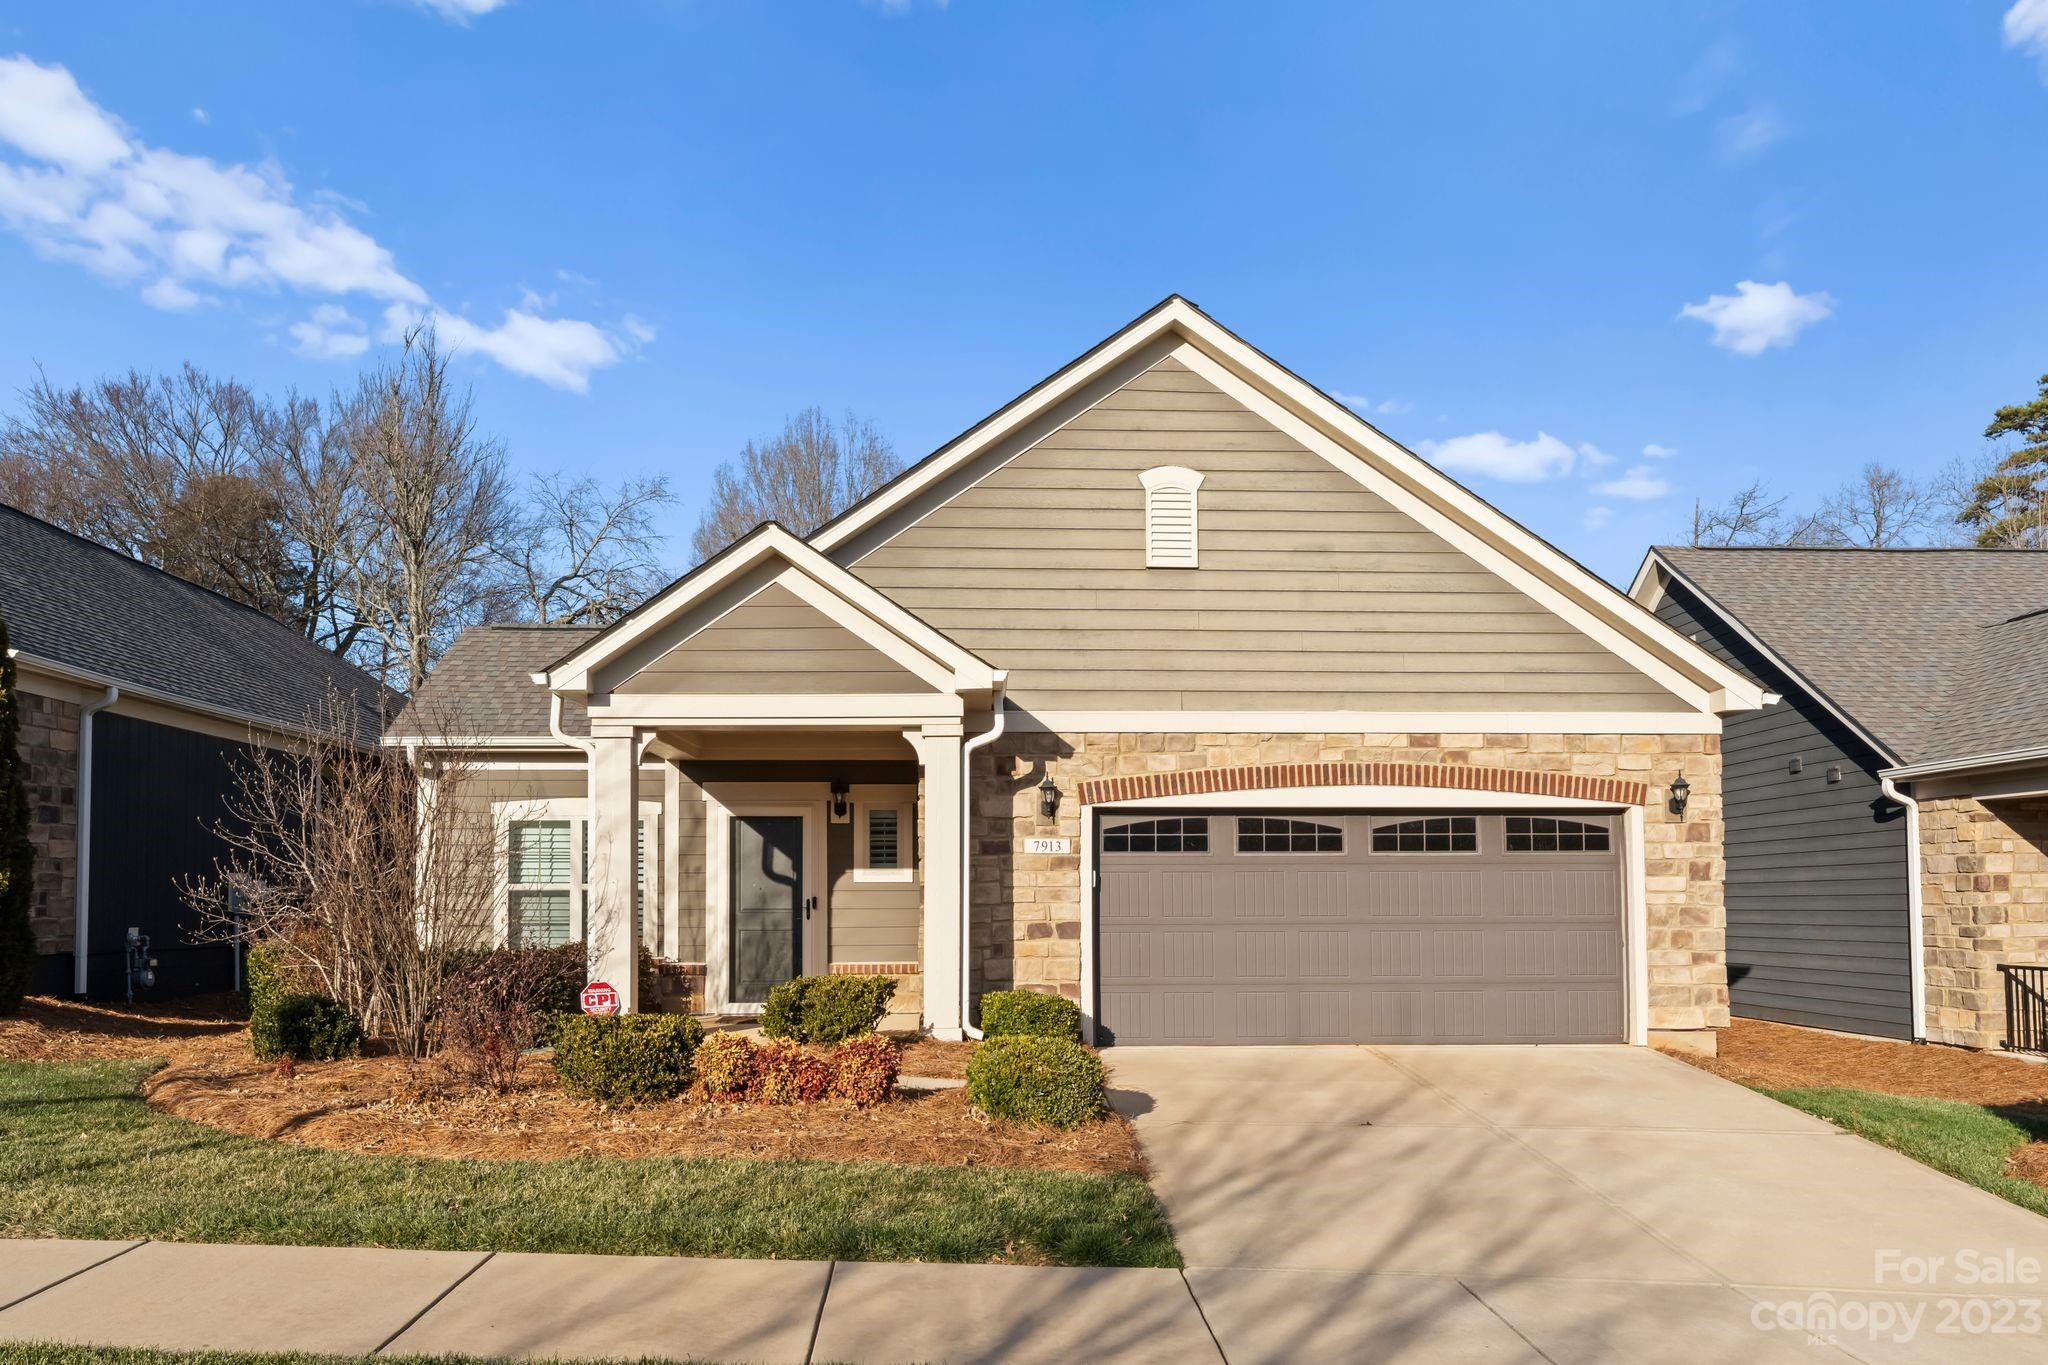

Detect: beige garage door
[1095, 810, 1626, 1045]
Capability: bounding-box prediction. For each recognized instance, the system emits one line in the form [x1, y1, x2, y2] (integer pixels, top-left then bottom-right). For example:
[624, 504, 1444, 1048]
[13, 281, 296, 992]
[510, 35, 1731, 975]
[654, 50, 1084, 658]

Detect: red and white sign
[580, 981, 620, 1016]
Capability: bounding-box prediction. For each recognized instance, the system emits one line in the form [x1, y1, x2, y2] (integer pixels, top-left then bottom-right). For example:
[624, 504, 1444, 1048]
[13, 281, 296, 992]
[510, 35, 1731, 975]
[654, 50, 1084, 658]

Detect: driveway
[1108, 1045, 2048, 1363]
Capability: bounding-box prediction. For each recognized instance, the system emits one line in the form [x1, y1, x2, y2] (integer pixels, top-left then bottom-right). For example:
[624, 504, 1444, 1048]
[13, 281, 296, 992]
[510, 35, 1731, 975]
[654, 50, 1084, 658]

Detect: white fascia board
[547, 524, 991, 696]
[808, 298, 1759, 716]
[1882, 744, 2048, 782]
[589, 692, 967, 727]
[1645, 550, 1900, 766]
[1005, 710, 1721, 735]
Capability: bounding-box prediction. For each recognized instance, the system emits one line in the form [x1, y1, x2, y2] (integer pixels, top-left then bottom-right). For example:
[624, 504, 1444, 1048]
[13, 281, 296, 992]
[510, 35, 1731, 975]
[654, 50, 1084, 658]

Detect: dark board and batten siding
[85, 712, 248, 998]
[1654, 581, 1913, 1039]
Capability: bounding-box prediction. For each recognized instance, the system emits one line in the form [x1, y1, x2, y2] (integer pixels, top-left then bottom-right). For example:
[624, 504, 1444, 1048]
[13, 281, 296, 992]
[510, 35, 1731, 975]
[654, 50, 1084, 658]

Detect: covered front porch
[528, 524, 1002, 1036]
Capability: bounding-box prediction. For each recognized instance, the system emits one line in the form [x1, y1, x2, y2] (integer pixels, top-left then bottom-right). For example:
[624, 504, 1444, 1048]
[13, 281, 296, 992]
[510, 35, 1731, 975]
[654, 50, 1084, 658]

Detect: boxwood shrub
[552, 1013, 705, 1105]
[250, 993, 362, 1062]
[966, 1035, 1106, 1128]
[978, 988, 1081, 1040]
[760, 974, 897, 1044]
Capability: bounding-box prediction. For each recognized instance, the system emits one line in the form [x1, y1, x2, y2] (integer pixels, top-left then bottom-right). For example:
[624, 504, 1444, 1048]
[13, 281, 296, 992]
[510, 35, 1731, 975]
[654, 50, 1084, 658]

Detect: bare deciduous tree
[497, 473, 674, 624]
[1688, 481, 1789, 547]
[336, 328, 516, 694]
[186, 699, 498, 1059]
[690, 407, 902, 563]
[1801, 463, 1942, 548]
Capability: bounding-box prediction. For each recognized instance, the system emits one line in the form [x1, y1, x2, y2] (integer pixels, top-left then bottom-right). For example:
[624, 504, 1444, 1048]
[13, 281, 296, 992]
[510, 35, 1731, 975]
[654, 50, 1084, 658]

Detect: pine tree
[1958, 374, 2048, 547]
[0, 617, 35, 1013]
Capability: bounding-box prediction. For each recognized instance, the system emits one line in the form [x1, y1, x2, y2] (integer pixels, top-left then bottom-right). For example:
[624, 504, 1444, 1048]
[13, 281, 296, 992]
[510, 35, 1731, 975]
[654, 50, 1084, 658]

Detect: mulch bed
[3, 997, 1143, 1176]
[1683, 1017, 2048, 1110]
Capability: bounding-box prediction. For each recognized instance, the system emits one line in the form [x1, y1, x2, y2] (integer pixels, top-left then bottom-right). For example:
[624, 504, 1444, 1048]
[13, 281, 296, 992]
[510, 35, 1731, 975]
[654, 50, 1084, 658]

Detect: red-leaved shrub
[695, 1031, 760, 1100]
[829, 1033, 900, 1107]
[753, 1039, 834, 1104]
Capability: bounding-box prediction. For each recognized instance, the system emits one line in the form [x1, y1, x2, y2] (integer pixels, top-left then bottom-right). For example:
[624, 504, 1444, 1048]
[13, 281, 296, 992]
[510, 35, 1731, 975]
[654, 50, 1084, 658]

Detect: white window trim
[492, 796, 662, 951]
[1139, 465, 1204, 568]
[854, 788, 915, 883]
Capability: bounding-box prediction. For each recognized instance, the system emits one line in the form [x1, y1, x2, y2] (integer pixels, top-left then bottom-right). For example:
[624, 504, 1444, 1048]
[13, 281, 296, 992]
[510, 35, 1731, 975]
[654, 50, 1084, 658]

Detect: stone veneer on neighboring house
[18, 690, 80, 961]
[969, 731, 1728, 1043]
[1920, 795, 2048, 1050]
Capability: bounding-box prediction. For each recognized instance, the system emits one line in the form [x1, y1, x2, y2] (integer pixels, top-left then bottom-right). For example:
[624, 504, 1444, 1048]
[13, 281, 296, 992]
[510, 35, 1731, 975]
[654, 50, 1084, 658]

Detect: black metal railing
[2002, 964, 2048, 1054]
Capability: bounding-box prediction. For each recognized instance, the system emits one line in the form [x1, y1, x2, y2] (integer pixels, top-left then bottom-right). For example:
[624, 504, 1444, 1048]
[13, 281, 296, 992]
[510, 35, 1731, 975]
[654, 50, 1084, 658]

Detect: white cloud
[1678, 279, 1834, 355]
[1643, 442, 1678, 459]
[191, 107, 208, 125]
[290, 303, 370, 359]
[1576, 441, 1616, 469]
[1716, 104, 1785, 161]
[1333, 391, 1412, 417]
[0, 55, 637, 390]
[2007, 0, 2048, 78]
[1583, 506, 1614, 531]
[1417, 430, 1578, 483]
[411, 0, 512, 21]
[1595, 465, 1673, 501]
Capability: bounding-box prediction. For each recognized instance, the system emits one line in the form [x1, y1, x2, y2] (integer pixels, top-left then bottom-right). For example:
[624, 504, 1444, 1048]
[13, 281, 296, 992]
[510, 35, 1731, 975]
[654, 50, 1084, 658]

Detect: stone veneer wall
[18, 690, 81, 960]
[969, 731, 1727, 1038]
[1919, 795, 2048, 1050]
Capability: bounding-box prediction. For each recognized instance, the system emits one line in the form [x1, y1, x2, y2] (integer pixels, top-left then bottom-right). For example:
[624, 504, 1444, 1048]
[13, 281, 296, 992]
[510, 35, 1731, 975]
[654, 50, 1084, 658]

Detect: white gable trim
[811, 297, 1763, 716]
[540, 523, 998, 697]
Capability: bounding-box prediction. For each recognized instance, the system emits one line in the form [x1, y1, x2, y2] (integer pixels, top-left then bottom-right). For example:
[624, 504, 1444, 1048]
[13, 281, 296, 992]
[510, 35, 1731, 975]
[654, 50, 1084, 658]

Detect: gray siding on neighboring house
[1656, 582, 1913, 1038]
[615, 582, 928, 696]
[842, 356, 1690, 714]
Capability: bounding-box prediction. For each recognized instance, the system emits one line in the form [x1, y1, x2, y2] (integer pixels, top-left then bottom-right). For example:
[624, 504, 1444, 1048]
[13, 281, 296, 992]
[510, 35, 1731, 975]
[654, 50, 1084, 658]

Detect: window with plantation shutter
[1139, 465, 1204, 568]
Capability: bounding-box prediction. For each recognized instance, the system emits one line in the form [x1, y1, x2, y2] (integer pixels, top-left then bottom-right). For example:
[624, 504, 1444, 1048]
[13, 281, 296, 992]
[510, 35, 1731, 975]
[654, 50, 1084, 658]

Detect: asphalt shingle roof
[1654, 545, 2048, 767]
[0, 503, 389, 741]
[390, 624, 597, 739]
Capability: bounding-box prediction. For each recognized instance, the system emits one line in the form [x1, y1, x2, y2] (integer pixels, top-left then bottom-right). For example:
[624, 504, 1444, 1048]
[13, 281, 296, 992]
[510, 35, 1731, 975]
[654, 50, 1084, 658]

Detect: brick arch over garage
[1076, 761, 1652, 808]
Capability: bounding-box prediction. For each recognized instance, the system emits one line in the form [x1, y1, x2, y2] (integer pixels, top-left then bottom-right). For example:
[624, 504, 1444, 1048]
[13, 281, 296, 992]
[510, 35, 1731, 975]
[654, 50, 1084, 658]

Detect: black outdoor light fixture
[1668, 774, 1691, 817]
[829, 781, 850, 821]
[1038, 771, 1061, 820]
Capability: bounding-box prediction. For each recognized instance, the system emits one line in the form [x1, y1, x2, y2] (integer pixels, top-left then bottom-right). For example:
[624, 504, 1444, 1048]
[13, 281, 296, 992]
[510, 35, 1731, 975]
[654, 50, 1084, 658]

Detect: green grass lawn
[0, 1060, 1177, 1268]
[1762, 1085, 2048, 1217]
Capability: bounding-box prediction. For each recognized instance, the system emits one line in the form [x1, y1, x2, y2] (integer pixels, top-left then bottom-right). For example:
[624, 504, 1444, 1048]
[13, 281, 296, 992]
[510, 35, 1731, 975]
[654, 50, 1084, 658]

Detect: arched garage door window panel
[1236, 816, 1344, 854]
[1368, 815, 1478, 854]
[1102, 816, 1210, 853]
[1504, 815, 1611, 853]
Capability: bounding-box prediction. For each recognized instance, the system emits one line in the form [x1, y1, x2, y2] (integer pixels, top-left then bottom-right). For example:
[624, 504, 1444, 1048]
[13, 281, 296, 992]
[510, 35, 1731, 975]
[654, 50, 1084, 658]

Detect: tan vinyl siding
[827, 791, 920, 964]
[843, 356, 1687, 713]
[671, 775, 708, 962]
[615, 582, 928, 696]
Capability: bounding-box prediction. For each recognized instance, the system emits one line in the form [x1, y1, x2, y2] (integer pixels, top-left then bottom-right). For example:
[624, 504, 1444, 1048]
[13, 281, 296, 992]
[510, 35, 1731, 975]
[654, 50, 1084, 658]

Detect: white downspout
[539, 681, 599, 947]
[72, 679, 119, 996]
[1881, 774, 1928, 1043]
[958, 677, 1008, 1040]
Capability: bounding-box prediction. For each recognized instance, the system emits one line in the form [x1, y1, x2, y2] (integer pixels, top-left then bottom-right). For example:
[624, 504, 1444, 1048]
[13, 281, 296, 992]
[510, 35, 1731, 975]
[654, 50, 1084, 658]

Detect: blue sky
[2, 1, 2045, 584]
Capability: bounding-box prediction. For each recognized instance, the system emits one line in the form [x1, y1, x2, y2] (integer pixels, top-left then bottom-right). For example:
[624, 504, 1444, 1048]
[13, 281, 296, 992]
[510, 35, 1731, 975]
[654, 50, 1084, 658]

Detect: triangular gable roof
[538, 522, 1000, 697]
[810, 295, 1764, 716]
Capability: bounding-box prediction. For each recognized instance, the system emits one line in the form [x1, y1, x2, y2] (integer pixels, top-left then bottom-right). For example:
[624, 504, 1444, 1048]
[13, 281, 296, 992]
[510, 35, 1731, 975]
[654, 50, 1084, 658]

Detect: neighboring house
[0, 504, 388, 999]
[1633, 547, 2048, 1050]
[395, 298, 1763, 1051]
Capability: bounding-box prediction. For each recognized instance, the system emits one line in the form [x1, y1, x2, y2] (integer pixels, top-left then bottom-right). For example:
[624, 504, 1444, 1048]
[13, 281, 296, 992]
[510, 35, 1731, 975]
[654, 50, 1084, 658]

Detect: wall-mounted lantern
[829, 780, 851, 823]
[1668, 774, 1691, 817]
[1038, 771, 1061, 820]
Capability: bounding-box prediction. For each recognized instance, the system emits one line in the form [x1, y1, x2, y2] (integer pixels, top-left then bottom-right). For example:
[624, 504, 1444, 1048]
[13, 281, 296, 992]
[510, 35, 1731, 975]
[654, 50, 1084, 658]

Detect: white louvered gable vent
[1139, 465, 1205, 568]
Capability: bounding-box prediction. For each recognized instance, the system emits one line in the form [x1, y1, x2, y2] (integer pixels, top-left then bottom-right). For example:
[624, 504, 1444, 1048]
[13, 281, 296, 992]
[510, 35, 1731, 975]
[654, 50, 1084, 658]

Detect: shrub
[250, 993, 362, 1062]
[694, 1031, 760, 1100]
[433, 943, 588, 1089]
[552, 1013, 705, 1106]
[753, 1039, 835, 1104]
[829, 1033, 901, 1108]
[760, 974, 897, 1044]
[244, 938, 289, 1021]
[967, 1036, 1106, 1128]
[979, 989, 1082, 1040]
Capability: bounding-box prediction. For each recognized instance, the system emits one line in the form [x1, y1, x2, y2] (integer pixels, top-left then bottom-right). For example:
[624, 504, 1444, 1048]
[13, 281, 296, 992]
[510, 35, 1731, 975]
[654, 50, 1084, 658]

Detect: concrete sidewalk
[0, 1238, 1219, 1363]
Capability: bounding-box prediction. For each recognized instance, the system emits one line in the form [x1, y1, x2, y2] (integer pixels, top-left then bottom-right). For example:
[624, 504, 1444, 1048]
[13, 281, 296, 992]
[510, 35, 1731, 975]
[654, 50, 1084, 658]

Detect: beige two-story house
[396, 298, 1763, 1052]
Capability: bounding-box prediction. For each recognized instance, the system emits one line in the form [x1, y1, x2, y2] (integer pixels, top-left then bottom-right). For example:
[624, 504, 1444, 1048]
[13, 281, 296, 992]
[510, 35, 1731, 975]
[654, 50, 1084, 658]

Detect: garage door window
[1369, 815, 1478, 854]
[1236, 816, 1343, 854]
[1103, 817, 1208, 853]
[1504, 816, 1610, 853]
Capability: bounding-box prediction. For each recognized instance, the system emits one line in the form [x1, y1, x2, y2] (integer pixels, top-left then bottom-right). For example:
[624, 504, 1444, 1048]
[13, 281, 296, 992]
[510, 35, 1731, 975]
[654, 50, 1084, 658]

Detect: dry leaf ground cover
[0, 998, 1174, 1267]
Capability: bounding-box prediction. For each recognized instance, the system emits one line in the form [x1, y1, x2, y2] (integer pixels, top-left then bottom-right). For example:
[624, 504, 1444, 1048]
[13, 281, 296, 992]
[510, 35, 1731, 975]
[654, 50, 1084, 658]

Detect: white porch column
[910, 722, 965, 1039]
[588, 732, 641, 1011]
